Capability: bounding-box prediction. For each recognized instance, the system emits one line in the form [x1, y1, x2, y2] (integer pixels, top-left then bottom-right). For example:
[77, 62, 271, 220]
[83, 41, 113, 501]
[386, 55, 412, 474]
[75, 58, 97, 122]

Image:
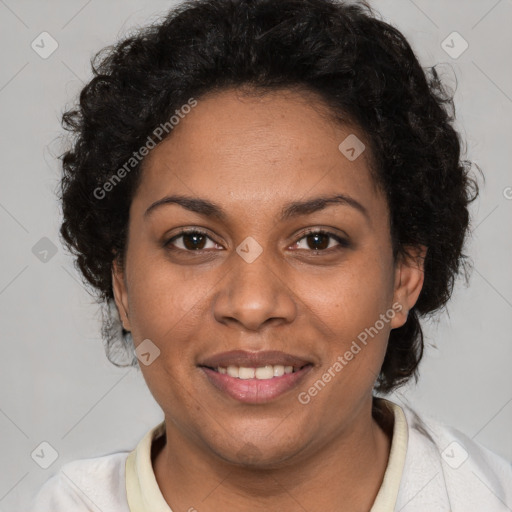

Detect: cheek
[297, 248, 394, 398]
[126, 247, 208, 340]
[125, 258, 207, 412]
[301, 250, 395, 339]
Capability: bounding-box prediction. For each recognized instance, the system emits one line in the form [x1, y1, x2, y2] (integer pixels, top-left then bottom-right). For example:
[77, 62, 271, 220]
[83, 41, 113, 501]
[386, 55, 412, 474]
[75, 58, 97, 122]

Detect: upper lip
[198, 350, 312, 369]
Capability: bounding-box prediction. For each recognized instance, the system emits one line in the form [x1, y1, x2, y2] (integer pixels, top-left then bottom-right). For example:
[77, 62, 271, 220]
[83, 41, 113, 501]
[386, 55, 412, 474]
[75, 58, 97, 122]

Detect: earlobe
[390, 245, 427, 329]
[111, 258, 132, 331]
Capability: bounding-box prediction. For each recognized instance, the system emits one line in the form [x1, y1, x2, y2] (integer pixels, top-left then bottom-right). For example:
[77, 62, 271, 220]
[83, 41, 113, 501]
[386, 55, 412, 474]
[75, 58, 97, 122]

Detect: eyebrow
[144, 193, 369, 222]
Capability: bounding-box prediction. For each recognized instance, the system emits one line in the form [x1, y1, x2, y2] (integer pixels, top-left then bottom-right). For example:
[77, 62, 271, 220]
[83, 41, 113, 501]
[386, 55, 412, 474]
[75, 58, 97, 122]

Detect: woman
[29, 0, 512, 510]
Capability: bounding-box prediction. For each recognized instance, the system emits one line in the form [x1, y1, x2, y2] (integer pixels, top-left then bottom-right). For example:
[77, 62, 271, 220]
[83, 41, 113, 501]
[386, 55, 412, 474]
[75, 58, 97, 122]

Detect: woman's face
[113, 88, 423, 466]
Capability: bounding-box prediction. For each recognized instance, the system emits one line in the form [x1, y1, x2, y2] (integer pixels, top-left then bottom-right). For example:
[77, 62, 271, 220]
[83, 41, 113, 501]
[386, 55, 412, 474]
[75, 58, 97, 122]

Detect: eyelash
[164, 228, 350, 254]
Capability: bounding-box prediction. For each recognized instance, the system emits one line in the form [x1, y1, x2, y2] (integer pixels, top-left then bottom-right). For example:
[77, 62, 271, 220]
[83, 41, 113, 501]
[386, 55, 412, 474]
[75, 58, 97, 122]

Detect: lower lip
[200, 365, 313, 404]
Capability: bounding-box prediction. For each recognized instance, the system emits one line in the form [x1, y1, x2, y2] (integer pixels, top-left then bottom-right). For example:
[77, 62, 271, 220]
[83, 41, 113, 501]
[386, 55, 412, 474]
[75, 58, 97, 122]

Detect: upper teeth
[217, 365, 295, 380]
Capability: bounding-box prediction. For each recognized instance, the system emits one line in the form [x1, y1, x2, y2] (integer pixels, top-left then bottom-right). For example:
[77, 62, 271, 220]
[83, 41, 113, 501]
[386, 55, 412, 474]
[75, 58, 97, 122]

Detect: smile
[199, 363, 313, 404]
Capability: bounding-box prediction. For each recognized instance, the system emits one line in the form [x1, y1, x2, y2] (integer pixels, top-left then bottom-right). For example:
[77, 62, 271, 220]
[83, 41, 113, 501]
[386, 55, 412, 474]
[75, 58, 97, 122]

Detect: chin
[207, 433, 305, 470]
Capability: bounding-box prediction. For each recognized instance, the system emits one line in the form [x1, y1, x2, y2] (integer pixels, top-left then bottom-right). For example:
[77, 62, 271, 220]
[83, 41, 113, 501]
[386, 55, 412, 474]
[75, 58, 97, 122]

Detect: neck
[153, 397, 393, 512]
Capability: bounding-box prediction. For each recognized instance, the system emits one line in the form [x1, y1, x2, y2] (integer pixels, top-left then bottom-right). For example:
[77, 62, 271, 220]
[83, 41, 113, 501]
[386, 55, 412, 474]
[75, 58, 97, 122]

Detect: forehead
[132, 88, 384, 220]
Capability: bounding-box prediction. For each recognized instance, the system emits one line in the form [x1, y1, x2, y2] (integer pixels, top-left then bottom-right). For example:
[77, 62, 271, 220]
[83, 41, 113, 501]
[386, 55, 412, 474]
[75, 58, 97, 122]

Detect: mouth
[198, 350, 314, 404]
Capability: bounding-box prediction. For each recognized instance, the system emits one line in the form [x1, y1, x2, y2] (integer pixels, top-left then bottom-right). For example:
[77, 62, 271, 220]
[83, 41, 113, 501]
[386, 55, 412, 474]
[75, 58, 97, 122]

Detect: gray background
[0, 0, 511, 509]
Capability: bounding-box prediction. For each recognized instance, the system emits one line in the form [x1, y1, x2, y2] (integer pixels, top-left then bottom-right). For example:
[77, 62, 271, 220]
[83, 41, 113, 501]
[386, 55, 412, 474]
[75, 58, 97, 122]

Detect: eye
[164, 228, 350, 254]
[291, 229, 350, 252]
[165, 229, 222, 251]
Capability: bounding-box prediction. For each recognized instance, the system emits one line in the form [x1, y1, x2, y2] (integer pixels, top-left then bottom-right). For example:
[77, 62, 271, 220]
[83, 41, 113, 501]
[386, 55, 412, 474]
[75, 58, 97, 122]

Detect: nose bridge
[212, 242, 296, 330]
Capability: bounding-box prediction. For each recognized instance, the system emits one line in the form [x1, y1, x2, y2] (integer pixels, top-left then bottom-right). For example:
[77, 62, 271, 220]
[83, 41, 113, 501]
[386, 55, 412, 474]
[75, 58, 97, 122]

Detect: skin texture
[112, 88, 425, 511]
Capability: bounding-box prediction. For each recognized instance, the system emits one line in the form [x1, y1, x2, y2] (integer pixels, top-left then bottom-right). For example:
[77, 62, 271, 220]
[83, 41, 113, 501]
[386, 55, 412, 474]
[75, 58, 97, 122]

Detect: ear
[390, 245, 427, 329]
[112, 256, 132, 331]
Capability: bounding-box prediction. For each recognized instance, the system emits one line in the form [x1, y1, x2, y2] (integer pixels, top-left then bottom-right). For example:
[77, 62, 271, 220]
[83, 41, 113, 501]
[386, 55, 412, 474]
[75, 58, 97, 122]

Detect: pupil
[184, 233, 205, 250]
[308, 233, 328, 250]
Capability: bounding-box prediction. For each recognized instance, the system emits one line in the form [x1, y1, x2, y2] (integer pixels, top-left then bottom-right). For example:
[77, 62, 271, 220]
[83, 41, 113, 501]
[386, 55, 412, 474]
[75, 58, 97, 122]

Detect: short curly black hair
[59, 0, 478, 393]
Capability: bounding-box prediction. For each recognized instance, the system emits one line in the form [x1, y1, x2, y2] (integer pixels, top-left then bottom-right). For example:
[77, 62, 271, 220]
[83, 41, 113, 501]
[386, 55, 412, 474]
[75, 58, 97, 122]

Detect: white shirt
[27, 399, 512, 511]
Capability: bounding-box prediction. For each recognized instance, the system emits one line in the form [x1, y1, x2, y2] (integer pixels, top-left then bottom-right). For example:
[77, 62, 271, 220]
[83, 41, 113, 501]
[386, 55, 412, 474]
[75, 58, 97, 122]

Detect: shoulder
[28, 451, 130, 512]
[396, 401, 512, 512]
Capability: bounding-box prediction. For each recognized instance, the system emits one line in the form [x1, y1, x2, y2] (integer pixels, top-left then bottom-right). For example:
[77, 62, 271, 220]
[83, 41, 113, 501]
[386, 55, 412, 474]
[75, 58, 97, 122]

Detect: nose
[212, 246, 297, 332]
